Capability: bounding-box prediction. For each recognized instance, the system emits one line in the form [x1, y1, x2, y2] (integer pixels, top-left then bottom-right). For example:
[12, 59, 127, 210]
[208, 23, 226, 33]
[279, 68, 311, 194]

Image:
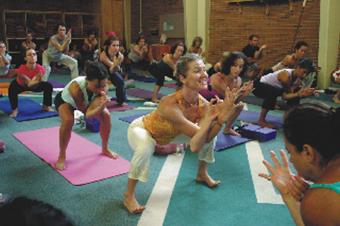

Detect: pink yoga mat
[13, 127, 130, 185]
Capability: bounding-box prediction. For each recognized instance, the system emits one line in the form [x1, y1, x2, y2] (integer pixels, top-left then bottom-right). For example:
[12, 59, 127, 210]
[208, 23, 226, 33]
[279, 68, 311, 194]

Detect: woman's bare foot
[55, 159, 66, 171]
[102, 149, 119, 159]
[123, 193, 145, 214]
[196, 174, 221, 188]
[42, 105, 54, 112]
[9, 109, 18, 118]
[223, 127, 241, 136]
[258, 120, 275, 128]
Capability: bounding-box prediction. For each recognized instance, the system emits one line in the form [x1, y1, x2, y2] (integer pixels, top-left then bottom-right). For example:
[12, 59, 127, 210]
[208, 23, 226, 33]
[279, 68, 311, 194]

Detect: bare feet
[42, 105, 54, 112]
[9, 109, 18, 118]
[196, 174, 221, 188]
[223, 127, 241, 136]
[258, 120, 275, 128]
[123, 194, 145, 214]
[102, 149, 119, 159]
[55, 159, 66, 171]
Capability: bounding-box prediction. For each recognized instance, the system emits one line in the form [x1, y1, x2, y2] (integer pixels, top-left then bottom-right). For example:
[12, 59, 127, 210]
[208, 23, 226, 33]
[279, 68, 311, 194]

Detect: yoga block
[239, 124, 276, 142]
[85, 118, 100, 133]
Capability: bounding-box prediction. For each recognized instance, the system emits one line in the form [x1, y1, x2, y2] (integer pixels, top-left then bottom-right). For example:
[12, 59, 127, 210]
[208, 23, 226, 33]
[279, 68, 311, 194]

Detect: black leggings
[253, 79, 300, 110]
[8, 79, 53, 110]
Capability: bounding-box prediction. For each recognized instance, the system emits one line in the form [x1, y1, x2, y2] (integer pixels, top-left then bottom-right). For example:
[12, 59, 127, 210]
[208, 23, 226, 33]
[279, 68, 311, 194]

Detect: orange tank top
[143, 91, 205, 145]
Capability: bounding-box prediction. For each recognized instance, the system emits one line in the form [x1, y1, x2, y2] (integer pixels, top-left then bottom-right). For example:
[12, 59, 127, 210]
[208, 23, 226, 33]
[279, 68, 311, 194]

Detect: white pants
[127, 116, 216, 182]
[42, 51, 79, 81]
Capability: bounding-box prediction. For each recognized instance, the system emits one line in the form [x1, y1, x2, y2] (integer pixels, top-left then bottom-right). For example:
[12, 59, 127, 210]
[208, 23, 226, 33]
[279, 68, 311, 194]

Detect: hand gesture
[299, 87, 315, 97]
[288, 175, 310, 201]
[201, 99, 219, 127]
[261, 44, 267, 50]
[99, 91, 110, 107]
[66, 29, 72, 40]
[215, 87, 244, 124]
[235, 81, 254, 102]
[259, 150, 292, 195]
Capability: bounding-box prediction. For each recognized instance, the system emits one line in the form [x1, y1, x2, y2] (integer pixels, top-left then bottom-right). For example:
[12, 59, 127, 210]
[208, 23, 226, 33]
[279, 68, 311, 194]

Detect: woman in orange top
[123, 54, 244, 214]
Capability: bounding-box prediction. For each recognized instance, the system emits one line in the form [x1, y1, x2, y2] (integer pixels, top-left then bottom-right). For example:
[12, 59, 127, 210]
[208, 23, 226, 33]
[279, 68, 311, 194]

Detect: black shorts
[54, 92, 75, 112]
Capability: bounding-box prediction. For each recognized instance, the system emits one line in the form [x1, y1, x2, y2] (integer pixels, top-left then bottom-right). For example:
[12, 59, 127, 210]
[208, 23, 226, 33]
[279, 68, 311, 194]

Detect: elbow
[190, 145, 200, 153]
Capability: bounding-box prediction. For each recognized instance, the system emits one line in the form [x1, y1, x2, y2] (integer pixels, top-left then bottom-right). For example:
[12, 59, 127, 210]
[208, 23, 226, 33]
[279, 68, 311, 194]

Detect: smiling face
[180, 59, 208, 91]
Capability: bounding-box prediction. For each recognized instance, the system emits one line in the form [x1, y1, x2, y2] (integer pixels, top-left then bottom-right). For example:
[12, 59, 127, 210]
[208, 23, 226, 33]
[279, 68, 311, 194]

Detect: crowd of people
[0, 21, 339, 226]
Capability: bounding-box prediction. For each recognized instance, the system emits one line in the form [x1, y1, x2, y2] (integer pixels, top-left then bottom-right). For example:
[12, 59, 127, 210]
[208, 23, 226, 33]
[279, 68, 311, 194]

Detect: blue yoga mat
[0, 98, 58, 122]
[119, 113, 251, 151]
[119, 113, 147, 123]
[215, 131, 251, 151]
[237, 110, 283, 128]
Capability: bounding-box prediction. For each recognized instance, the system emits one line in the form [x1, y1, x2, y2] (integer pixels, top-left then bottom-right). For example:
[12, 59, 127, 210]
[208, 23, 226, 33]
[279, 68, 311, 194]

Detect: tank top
[61, 76, 94, 109]
[310, 182, 340, 194]
[143, 91, 205, 145]
[260, 69, 298, 89]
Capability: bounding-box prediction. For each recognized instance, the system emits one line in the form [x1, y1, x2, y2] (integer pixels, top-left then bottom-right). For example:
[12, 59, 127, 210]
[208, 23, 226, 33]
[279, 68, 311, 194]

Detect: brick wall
[208, 0, 320, 68]
[131, 0, 183, 45]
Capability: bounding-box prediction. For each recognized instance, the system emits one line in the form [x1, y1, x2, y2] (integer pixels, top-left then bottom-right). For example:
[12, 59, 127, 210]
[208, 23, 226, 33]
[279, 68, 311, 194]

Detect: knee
[61, 117, 74, 129]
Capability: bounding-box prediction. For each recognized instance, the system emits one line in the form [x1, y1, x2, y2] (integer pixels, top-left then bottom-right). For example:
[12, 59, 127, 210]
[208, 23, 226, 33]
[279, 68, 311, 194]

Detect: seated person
[252, 58, 316, 128]
[242, 34, 267, 79]
[123, 54, 244, 214]
[99, 36, 127, 106]
[8, 48, 53, 118]
[54, 61, 118, 170]
[80, 30, 98, 70]
[127, 35, 149, 70]
[21, 32, 37, 51]
[0, 41, 15, 78]
[259, 102, 340, 226]
[148, 33, 171, 62]
[149, 42, 186, 102]
[200, 52, 253, 135]
[42, 23, 78, 81]
[0, 196, 75, 226]
[188, 36, 204, 56]
[263, 41, 308, 75]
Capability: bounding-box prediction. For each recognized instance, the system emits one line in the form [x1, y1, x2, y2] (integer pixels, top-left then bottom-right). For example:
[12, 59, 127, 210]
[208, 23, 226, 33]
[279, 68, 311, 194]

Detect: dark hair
[135, 35, 145, 44]
[294, 41, 308, 50]
[220, 52, 245, 76]
[170, 42, 187, 55]
[0, 196, 75, 226]
[175, 54, 202, 87]
[56, 23, 66, 31]
[87, 29, 97, 37]
[23, 48, 35, 58]
[85, 61, 109, 81]
[297, 58, 314, 73]
[191, 36, 203, 47]
[284, 102, 340, 164]
[248, 34, 258, 41]
[103, 36, 120, 57]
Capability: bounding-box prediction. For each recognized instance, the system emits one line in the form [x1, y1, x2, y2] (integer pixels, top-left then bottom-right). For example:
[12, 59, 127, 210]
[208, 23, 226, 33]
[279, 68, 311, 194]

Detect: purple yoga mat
[106, 99, 134, 112]
[49, 80, 65, 88]
[13, 127, 130, 186]
[127, 88, 164, 99]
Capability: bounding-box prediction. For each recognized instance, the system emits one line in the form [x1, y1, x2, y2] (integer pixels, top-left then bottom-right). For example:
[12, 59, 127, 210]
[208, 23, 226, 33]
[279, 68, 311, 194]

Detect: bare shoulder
[301, 188, 340, 226]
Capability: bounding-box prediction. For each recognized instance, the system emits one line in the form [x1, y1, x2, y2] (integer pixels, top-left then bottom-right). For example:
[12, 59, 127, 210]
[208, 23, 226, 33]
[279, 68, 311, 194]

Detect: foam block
[85, 118, 100, 133]
[238, 124, 276, 142]
[0, 98, 58, 122]
[13, 127, 130, 185]
[215, 131, 251, 151]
